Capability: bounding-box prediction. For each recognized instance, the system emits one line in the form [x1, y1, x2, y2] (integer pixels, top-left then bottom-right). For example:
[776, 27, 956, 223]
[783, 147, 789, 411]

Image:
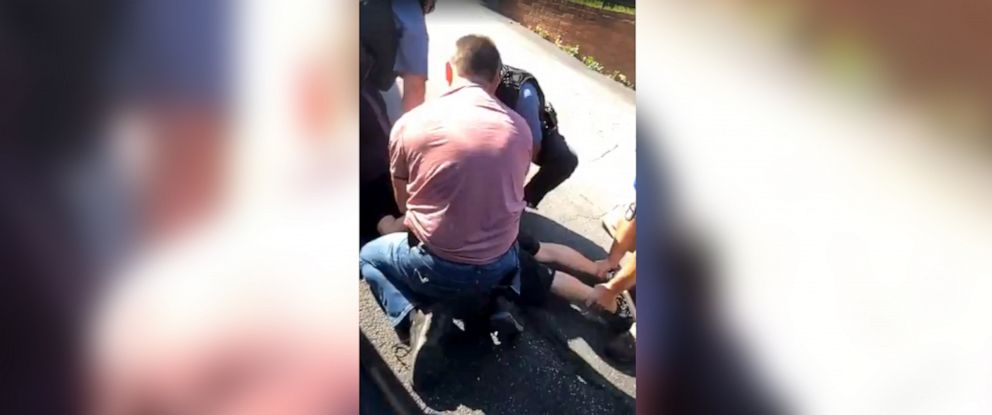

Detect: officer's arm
[393, 0, 429, 112]
[515, 82, 543, 161]
[532, 137, 542, 162]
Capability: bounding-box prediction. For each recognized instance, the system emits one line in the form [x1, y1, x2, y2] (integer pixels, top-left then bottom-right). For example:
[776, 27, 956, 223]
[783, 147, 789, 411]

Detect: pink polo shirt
[389, 83, 533, 265]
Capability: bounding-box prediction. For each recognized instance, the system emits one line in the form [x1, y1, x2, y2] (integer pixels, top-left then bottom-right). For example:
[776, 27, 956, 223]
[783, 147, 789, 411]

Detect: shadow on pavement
[361, 331, 424, 415]
[410, 208, 644, 410]
[360, 279, 636, 414]
[413, 325, 635, 414]
[518, 211, 637, 377]
[521, 211, 607, 268]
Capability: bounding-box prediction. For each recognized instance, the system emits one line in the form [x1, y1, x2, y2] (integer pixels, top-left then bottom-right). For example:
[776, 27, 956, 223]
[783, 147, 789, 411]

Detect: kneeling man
[360, 35, 532, 387]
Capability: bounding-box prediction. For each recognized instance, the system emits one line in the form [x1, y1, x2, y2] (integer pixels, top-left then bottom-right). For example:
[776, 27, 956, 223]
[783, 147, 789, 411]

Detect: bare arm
[400, 74, 426, 113]
[534, 242, 599, 277]
[587, 252, 636, 310]
[605, 252, 636, 293]
[607, 215, 636, 268]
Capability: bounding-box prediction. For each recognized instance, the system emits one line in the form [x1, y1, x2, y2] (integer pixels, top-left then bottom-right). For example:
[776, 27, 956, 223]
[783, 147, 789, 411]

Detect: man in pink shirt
[359, 35, 532, 388]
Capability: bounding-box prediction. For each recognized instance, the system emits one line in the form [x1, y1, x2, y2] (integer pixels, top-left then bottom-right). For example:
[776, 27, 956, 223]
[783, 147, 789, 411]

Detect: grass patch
[566, 0, 635, 16]
[529, 25, 635, 88]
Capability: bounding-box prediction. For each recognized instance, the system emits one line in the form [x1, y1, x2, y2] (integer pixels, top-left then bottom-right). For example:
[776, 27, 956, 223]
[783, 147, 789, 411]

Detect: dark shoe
[488, 297, 523, 346]
[604, 333, 636, 364]
[395, 315, 412, 346]
[596, 293, 635, 333]
[409, 306, 452, 389]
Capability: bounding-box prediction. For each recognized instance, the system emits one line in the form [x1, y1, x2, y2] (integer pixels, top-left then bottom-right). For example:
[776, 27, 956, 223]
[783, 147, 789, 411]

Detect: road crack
[588, 143, 620, 162]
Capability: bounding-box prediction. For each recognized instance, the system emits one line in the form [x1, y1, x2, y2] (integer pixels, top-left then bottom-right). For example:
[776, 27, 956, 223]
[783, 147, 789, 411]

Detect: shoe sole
[489, 310, 523, 346]
[411, 310, 449, 388]
[604, 334, 636, 364]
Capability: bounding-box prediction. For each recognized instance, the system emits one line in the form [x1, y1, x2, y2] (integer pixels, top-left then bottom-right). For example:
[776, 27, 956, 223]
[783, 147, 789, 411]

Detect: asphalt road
[360, 1, 637, 414]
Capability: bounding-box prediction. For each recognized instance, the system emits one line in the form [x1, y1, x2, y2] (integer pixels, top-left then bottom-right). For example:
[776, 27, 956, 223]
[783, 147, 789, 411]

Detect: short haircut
[450, 35, 502, 83]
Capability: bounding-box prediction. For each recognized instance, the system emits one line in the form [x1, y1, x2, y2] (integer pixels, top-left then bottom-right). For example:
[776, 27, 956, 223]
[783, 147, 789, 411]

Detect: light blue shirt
[514, 81, 543, 147]
[392, 0, 429, 77]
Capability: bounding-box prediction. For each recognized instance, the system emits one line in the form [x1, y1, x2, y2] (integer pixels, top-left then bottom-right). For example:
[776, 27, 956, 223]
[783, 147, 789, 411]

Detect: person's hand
[593, 259, 618, 280]
[585, 284, 617, 311]
[376, 214, 408, 235]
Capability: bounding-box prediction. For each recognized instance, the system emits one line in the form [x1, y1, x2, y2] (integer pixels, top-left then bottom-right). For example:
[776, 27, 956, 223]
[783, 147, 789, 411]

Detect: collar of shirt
[442, 81, 486, 98]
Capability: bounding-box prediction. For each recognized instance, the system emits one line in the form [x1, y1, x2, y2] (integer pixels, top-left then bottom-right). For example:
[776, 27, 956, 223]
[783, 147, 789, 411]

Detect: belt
[406, 229, 424, 248]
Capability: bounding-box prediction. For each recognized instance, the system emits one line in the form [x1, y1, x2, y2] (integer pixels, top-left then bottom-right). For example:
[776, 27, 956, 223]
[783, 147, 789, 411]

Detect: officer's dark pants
[525, 129, 579, 207]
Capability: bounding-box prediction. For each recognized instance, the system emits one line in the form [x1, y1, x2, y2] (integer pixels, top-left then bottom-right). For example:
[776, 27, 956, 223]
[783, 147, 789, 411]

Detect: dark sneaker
[488, 297, 524, 346]
[604, 333, 636, 364]
[409, 306, 452, 389]
[596, 293, 635, 333]
[395, 315, 412, 346]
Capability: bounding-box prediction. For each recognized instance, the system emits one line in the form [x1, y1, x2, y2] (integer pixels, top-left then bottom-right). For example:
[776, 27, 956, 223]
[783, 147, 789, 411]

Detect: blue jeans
[360, 232, 519, 327]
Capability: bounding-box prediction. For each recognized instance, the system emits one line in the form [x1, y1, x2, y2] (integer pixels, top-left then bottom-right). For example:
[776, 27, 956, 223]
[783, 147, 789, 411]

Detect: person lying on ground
[377, 214, 633, 331]
[515, 231, 635, 334]
[377, 213, 615, 279]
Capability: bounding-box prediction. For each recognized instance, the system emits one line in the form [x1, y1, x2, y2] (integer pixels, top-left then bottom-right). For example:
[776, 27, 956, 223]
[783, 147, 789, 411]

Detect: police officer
[359, 0, 435, 244]
[495, 65, 580, 208]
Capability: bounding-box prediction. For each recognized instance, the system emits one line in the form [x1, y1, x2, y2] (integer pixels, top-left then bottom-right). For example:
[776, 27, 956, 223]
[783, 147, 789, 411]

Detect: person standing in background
[359, 0, 435, 243]
[393, 0, 436, 112]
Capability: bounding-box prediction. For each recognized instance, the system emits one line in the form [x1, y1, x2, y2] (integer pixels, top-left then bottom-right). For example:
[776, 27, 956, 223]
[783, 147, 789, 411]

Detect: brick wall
[488, 0, 635, 85]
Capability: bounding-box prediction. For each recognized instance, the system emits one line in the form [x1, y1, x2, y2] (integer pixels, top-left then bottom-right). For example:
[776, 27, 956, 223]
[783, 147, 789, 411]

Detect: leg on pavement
[549, 270, 617, 313]
[525, 130, 578, 207]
